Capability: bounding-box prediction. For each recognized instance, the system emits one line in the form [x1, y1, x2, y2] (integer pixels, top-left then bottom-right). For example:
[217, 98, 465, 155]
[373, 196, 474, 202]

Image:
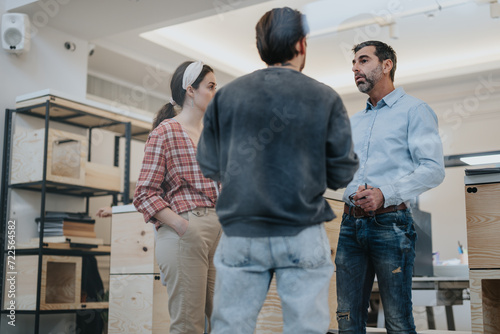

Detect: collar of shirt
[365, 87, 406, 111]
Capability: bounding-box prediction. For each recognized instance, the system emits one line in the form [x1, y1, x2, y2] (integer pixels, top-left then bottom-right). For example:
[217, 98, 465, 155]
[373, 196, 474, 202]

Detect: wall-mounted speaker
[2, 13, 30, 54]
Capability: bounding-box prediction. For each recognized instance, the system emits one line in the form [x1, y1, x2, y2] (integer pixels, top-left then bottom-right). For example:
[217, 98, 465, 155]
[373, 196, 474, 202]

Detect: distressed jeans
[211, 223, 334, 334]
[335, 209, 417, 334]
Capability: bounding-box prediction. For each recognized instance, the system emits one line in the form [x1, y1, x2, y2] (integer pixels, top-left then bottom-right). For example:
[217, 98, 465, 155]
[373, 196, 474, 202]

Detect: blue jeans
[335, 209, 417, 334]
[211, 223, 334, 334]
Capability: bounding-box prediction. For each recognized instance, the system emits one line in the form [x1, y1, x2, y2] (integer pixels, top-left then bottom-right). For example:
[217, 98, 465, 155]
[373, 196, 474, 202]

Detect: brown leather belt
[344, 203, 407, 218]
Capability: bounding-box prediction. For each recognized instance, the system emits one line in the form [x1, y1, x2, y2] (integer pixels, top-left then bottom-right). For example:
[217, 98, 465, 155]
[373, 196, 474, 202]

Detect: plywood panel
[15, 96, 152, 135]
[85, 161, 121, 191]
[469, 269, 500, 334]
[110, 211, 156, 274]
[11, 128, 87, 186]
[465, 183, 500, 268]
[48, 96, 151, 132]
[152, 276, 170, 334]
[40, 256, 82, 310]
[3, 256, 38, 310]
[256, 278, 283, 333]
[108, 275, 169, 333]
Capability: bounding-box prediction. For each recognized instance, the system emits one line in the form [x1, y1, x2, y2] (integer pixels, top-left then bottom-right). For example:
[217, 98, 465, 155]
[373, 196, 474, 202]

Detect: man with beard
[335, 40, 445, 334]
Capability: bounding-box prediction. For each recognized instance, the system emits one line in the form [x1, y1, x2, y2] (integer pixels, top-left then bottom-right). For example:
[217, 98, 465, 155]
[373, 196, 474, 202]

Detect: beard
[356, 64, 383, 93]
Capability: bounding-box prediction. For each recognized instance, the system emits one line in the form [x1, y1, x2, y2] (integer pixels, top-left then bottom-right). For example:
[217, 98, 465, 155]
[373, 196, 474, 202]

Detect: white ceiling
[7, 0, 500, 101]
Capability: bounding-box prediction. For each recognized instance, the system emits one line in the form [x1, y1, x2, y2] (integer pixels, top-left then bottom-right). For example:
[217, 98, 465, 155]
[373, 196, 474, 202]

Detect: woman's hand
[154, 208, 189, 236]
[96, 206, 112, 218]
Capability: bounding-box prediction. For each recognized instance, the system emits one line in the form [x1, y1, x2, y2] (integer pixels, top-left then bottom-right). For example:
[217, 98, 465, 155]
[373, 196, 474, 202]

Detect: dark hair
[255, 7, 309, 65]
[353, 40, 397, 82]
[152, 61, 214, 130]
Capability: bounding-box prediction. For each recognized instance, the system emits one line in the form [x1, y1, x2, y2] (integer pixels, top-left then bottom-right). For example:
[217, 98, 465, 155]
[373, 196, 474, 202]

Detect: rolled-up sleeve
[133, 131, 171, 223]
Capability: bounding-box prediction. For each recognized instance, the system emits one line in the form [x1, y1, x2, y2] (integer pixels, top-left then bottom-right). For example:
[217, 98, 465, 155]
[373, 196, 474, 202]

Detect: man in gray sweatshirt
[197, 7, 359, 334]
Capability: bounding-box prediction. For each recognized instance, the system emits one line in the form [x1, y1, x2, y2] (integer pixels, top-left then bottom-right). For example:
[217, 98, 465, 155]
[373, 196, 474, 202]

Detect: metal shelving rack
[0, 95, 149, 333]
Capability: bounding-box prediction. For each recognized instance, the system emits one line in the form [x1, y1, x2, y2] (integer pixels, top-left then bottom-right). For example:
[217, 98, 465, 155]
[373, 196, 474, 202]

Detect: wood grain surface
[469, 269, 500, 334]
[465, 184, 500, 269]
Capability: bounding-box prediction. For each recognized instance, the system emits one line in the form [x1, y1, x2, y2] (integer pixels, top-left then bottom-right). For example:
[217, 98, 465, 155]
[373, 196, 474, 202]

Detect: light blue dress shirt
[342, 87, 445, 207]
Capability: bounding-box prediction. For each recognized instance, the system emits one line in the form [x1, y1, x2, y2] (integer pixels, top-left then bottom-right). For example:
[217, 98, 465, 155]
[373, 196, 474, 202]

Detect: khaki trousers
[155, 207, 222, 334]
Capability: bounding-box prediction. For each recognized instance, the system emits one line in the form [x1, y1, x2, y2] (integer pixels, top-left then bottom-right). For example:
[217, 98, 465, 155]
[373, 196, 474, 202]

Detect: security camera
[88, 43, 95, 56]
[64, 41, 76, 51]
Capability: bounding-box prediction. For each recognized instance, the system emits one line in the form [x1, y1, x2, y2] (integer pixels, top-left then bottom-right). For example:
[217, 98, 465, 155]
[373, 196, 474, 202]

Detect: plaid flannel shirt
[133, 119, 217, 224]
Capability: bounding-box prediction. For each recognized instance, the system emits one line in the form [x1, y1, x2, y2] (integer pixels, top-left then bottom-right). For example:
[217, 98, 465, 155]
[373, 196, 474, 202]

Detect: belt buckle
[352, 206, 375, 218]
[352, 206, 365, 219]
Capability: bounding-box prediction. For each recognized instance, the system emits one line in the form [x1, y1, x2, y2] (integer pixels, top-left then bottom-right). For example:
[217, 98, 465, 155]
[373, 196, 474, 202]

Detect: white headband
[182, 60, 204, 90]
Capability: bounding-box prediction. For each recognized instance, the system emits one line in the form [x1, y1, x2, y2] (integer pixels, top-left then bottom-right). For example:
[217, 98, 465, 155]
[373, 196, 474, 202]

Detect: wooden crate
[40, 256, 82, 310]
[110, 211, 158, 274]
[2, 255, 108, 311]
[469, 269, 500, 334]
[11, 128, 88, 186]
[108, 274, 169, 333]
[465, 183, 500, 269]
[85, 161, 121, 191]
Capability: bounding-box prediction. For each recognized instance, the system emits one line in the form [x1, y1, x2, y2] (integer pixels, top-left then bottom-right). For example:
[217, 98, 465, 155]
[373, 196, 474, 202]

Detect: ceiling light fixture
[460, 154, 500, 165]
[308, 0, 482, 40]
[388, 22, 399, 39]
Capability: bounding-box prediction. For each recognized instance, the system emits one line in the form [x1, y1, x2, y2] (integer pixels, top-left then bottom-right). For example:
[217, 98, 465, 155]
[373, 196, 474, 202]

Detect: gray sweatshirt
[197, 67, 358, 237]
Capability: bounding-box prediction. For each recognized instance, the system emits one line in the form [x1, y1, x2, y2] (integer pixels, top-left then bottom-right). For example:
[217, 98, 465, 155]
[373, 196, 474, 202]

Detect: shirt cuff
[379, 184, 398, 207]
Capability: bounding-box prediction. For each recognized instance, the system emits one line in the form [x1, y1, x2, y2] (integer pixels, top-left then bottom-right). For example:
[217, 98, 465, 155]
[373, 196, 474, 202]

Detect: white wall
[0, 2, 89, 193]
[0, 4, 92, 332]
[0, 8, 91, 228]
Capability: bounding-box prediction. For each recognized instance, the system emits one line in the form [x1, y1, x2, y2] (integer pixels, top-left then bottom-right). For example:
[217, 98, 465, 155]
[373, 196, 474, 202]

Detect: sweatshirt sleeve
[197, 95, 221, 182]
[325, 95, 359, 190]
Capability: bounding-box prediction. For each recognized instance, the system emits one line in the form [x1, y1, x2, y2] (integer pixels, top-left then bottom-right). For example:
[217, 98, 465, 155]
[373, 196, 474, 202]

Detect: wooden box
[85, 161, 121, 192]
[11, 128, 88, 186]
[40, 256, 82, 310]
[469, 269, 500, 334]
[108, 274, 170, 333]
[465, 183, 500, 269]
[3, 255, 108, 311]
[110, 211, 158, 274]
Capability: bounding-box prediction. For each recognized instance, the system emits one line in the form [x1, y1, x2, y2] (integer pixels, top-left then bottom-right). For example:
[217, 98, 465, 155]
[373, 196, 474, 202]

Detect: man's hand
[353, 185, 384, 212]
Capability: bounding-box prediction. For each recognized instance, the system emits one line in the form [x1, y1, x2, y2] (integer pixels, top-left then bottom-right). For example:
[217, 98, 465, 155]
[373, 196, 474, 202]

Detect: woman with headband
[134, 60, 220, 333]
